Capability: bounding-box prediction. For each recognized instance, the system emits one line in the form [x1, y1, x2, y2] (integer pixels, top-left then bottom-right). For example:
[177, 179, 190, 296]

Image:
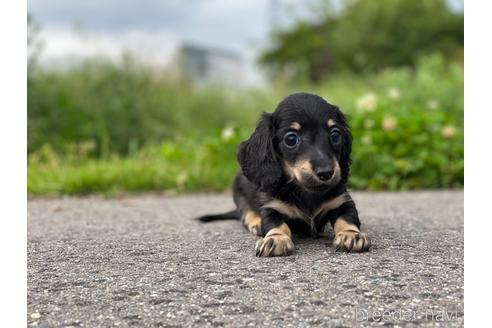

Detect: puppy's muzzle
[309, 159, 341, 188]
[314, 166, 335, 181]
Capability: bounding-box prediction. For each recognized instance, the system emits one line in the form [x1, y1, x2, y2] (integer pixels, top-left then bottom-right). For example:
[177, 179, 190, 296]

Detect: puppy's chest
[263, 192, 350, 229]
[289, 199, 319, 220]
[288, 200, 333, 234]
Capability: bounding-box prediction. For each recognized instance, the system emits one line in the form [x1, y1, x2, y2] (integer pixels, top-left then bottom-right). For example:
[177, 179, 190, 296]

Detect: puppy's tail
[196, 209, 240, 222]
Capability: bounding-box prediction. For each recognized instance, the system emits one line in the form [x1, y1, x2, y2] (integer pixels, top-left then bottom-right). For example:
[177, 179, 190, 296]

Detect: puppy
[198, 92, 370, 257]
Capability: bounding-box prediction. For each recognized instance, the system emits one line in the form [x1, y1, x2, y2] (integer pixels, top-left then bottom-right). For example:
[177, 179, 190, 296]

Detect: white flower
[364, 119, 375, 129]
[387, 87, 401, 100]
[361, 135, 372, 145]
[221, 126, 235, 141]
[442, 125, 456, 139]
[427, 99, 439, 110]
[356, 93, 377, 112]
[382, 116, 397, 131]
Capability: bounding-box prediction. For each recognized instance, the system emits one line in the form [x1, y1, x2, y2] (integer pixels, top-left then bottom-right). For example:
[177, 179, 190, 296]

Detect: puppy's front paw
[334, 230, 370, 253]
[255, 234, 294, 257]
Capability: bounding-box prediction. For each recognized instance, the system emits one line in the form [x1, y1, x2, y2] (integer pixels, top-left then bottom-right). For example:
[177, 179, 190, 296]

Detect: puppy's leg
[242, 209, 262, 236]
[255, 209, 294, 257]
[330, 201, 370, 253]
[333, 217, 370, 252]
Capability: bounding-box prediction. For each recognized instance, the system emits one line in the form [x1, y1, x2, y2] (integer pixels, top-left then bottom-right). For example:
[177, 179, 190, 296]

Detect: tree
[259, 0, 463, 83]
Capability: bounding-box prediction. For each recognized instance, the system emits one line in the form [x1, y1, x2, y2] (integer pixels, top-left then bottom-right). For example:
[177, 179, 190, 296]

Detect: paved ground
[27, 191, 463, 327]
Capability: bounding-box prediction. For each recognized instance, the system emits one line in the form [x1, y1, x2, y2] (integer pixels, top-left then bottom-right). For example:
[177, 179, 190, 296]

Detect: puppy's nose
[315, 167, 335, 181]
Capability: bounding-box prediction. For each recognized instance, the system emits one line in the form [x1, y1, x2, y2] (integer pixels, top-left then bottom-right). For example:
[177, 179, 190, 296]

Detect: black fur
[237, 113, 283, 193]
[197, 209, 240, 222]
[197, 92, 369, 255]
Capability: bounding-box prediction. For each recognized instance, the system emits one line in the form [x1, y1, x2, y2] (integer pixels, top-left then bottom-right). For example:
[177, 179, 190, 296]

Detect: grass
[28, 54, 463, 196]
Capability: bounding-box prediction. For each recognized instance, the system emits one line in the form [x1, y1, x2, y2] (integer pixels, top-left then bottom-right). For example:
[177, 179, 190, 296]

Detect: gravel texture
[28, 191, 464, 327]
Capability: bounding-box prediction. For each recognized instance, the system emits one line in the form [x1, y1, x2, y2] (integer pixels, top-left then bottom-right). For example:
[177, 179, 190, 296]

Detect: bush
[28, 58, 274, 155]
[27, 54, 463, 195]
[28, 128, 247, 195]
[260, 0, 463, 82]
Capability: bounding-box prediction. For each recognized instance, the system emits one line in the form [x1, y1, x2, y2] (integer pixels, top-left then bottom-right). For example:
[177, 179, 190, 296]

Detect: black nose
[315, 167, 335, 181]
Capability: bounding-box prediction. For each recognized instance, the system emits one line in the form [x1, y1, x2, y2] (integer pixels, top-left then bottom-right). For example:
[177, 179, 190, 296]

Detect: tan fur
[333, 217, 370, 252]
[266, 222, 292, 238]
[334, 217, 360, 234]
[262, 199, 305, 220]
[284, 157, 342, 185]
[256, 223, 294, 257]
[282, 160, 296, 181]
[314, 192, 350, 217]
[263, 193, 351, 231]
[283, 159, 314, 182]
[327, 119, 336, 127]
[243, 210, 262, 236]
[290, 122, 302, 130]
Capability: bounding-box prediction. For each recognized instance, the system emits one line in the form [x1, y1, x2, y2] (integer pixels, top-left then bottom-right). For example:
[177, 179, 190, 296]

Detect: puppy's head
[238, 92, 352, 193]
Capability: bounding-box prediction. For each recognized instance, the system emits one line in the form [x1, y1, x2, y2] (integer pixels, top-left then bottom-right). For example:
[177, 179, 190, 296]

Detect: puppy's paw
[248, 223, 262, 236]
[255, 234, 294, 257]
[333, 230, 370, 253]
[243, 210, 262, 236]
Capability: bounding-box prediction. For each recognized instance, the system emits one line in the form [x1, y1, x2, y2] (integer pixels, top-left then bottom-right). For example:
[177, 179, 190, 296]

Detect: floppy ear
[338, 111, 353, 183]
[237, 113, 282, 192]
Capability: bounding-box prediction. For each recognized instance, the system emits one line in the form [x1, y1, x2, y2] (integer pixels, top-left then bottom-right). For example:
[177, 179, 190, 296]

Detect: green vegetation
[28, 54, 463, 195]
[28, 59, 274, 155]
[260, 0, 463, 82]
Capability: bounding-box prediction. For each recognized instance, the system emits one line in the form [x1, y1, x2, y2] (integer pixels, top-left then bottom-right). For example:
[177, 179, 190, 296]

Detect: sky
[28, 0, 314, 85]
[28, 0, 463, 85]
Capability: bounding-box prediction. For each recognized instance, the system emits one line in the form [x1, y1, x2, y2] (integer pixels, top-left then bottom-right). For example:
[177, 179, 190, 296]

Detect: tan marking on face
[334, 217, 360, 235]
[315, 193, 351, 217]
[290, 122, 302, 130]
[282, 160, 295, 181]
[285, 157, 341, 185]
[327, 119, 336, 127]
[283, 159, 314, 182]
[298, 160, 312, 173]
[333, 160, 341, 179]
[263, 199, 305, 220]
[243, 209, 262, 236]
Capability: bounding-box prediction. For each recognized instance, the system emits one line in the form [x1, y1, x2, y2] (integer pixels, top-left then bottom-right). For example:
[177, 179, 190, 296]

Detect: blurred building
[178, 43, 243, 86]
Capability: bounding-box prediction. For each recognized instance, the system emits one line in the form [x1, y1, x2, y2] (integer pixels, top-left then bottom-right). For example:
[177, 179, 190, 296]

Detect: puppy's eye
[283, 132, 300, 148]
[330, 129, 342, 144]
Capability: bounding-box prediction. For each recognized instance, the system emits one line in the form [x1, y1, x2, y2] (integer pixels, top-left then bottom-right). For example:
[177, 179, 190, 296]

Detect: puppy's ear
[338, 111, 353, 183]
[237, 113, 282, 192]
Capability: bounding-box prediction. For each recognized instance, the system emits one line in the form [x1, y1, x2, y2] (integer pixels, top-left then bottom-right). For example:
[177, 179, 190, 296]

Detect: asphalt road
[28, 191, 464, 327]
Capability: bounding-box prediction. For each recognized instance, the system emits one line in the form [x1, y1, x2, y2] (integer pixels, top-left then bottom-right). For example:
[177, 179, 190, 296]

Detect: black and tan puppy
[198, 92, 370, 257]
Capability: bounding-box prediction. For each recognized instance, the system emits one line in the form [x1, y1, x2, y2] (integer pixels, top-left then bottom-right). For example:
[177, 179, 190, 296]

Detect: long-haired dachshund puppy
[198, 92, 370, 257]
